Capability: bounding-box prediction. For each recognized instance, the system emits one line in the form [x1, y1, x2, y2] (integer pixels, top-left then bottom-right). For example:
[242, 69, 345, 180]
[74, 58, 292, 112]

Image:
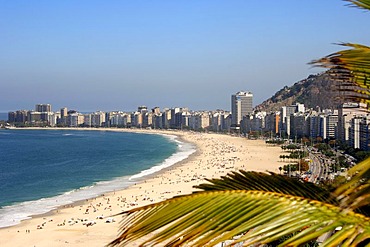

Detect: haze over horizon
[1, 0, 370, 112]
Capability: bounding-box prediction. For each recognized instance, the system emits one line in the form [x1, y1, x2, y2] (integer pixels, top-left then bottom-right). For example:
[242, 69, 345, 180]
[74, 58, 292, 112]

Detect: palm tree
[109, 1, 370, 246]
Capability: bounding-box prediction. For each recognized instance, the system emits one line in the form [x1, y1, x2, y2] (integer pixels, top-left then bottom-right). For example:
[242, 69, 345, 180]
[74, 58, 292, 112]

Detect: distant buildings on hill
[5, 93, 370, 151]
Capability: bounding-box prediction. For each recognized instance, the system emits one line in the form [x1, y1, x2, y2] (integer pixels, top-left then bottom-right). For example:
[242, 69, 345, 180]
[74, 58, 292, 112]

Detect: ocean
[0, 129, 195, 228]
[0, 113, 7, 121]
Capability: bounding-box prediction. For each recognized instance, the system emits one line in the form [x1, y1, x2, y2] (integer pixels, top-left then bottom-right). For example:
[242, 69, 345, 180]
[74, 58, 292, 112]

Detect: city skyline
[5, 100, 369, 152]
[2, 1, 370, 112]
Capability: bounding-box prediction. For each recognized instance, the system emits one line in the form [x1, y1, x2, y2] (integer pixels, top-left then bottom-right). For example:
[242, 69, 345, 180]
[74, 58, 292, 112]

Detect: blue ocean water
[0, 129, 195, 227]
[0, 113, 7, 121]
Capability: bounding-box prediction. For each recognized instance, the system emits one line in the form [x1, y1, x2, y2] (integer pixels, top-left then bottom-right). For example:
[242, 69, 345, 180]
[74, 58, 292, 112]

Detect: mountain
[254, 72, 341, 112]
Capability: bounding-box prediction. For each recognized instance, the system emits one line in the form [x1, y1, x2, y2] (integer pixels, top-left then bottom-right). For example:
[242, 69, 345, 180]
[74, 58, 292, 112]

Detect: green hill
[255, 72, 341, 112]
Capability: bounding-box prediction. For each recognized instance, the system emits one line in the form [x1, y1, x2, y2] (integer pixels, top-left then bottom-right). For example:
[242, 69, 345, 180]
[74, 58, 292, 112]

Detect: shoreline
[0, 128, 288, 247]
[0, 128, 195, 229]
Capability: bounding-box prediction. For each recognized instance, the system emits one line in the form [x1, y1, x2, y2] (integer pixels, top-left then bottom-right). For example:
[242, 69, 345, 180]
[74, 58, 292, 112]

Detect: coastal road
[308, 153, 323, 183]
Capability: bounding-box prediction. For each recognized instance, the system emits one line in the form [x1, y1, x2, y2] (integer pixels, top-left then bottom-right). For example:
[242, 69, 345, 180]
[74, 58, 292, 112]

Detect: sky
[1, 0, 370, 112]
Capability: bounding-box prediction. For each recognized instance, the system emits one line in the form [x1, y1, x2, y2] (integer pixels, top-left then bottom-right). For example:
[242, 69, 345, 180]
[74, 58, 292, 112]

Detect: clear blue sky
[1, 0, 370, 112]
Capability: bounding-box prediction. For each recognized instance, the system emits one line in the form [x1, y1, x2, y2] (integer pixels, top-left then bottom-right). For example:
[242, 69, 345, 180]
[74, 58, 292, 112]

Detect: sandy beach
[0, 129, 288, 247]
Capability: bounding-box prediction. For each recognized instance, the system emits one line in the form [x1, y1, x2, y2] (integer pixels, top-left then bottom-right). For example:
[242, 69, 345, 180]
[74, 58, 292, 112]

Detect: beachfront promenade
[0, 129, 288, 247]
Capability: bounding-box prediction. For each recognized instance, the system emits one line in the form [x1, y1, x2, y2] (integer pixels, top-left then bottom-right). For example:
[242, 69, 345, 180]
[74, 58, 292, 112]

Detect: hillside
[254, 72, 340, 112]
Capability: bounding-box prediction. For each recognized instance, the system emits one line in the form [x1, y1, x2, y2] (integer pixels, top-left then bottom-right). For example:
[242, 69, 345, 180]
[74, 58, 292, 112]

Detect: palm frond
[345, 0, 370, 10]
[335, 157, 370, 211]
[109, 191, 370, 247]
[310, 43, 370, 109]
[194, 171, 337, 204]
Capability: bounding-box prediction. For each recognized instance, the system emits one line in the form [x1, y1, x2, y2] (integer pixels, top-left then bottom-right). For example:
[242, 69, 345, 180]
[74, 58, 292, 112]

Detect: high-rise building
[138, 106, 148, 113]
[307, 111, 321, 139]
[359, 116, 370, 151]
[279, 103, 305, 136]
[91, 111, 106, 127]
[35, 104, 51, 113]
[325, 111, 339, 139]
[60, 107, 68, 118]
[152, 107, 161, 115]
[265, 111, 280, 134]
[8, 111, 17, 123]
[28, 111, 42, 123]
[231, 91, 253, 127]
[350, 116, 362, 149]
[170, 107, 181, 128]
[8, 110, 29, 123]
[68, 112, 84, 127]
[161, 108, 171, 129]
[338, 103, 367, 142]
[189, 111, 210, 130]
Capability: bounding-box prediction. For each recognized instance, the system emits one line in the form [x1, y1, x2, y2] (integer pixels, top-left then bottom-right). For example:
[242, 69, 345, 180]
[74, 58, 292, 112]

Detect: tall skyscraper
[60, 107, 68, 118]
[35, 104, 51, 112]
[231, 91, 253, 127]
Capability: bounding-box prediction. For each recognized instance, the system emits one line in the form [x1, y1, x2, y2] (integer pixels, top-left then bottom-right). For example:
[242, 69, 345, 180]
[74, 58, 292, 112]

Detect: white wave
[129, 136, 196, 180]
[0, 176, 134, 228]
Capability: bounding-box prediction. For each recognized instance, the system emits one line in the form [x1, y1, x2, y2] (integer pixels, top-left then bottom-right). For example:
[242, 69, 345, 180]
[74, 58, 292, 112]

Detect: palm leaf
[345, 0, 370, 10]
[194, 170, 337, 204]
[310, 43, 370, 109]
[109, 190, 370, 246]
[335, 157, 370, 211]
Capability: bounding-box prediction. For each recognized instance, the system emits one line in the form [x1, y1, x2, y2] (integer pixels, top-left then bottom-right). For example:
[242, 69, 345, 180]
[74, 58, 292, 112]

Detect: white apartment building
[68, 113, 84, 127]
[231, 91, 253, 127]
[190, 112, 210, 130]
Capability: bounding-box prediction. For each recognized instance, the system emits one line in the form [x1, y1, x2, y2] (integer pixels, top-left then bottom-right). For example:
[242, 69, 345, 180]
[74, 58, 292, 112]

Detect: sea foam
[0, 176, 134, 228]
[129, 135, 195, 180]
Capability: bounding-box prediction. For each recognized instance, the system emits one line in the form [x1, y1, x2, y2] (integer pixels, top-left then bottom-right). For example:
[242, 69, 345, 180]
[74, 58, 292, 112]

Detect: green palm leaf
[346, 0, 370, 10]
[195, 171, 336, 204]
[196, 169, 370, 216]
[109, 190, 370, 246]
[335, 157, 370, 212]
[310, 43, 370, 109]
